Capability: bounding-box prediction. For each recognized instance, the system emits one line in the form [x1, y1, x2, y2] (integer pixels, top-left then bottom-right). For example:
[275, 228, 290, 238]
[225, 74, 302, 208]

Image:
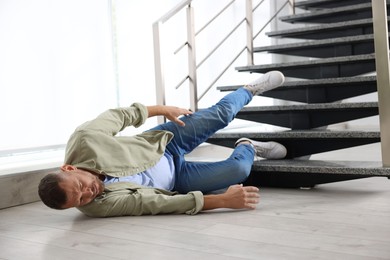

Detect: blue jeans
[150, 88, 255, 193]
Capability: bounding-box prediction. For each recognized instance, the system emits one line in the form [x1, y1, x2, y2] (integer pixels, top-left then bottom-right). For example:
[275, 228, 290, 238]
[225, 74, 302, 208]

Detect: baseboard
[0, 168, 56, 209]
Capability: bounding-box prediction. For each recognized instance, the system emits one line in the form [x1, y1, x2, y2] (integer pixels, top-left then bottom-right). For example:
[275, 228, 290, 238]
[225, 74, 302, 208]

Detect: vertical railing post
[153, 21, 166, 124]
[372, 0, 390, 167]
[246, 0, 254, 66]
[289, 0, 295, 15]
[187, 4, 198, 112]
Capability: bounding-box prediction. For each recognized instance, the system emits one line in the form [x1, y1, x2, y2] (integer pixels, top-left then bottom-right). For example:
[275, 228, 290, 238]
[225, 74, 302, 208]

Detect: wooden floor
[0, 175, 389, 260]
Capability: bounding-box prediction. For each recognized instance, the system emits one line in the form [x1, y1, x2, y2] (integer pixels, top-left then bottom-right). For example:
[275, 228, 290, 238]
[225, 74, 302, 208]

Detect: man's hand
[161, 106, 192, 127]
[147, 105, 193, 127]
[202, 184, 260, 211]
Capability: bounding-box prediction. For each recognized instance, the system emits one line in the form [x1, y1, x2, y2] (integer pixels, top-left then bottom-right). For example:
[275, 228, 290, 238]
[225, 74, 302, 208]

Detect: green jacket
[64, 103, 204, 217]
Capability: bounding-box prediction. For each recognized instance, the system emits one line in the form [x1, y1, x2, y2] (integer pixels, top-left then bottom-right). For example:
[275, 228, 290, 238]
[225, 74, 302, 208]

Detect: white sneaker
[235, 137, 287, 159]
[244, 71, 285, 95]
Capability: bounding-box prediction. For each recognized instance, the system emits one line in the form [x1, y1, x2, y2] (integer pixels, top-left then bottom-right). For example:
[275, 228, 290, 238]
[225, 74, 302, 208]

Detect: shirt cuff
[185, 191, 204, 215]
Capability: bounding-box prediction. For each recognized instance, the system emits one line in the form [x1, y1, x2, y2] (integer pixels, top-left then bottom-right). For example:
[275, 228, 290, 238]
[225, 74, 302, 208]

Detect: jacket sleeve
[75, 103, 148, 136]
[77, 188, 204, 217]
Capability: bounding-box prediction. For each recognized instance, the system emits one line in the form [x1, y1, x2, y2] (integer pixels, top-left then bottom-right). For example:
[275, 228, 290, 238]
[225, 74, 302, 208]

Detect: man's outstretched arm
[203, 184, 260, 211]
[147, 105, 192, 127]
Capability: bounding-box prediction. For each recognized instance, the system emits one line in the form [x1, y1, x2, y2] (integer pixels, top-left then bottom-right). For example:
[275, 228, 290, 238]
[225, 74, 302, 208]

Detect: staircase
[207, 0, 390, 188]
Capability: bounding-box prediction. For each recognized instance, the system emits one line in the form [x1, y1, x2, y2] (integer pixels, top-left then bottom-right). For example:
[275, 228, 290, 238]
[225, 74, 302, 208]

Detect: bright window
[0, 0, 117, 154]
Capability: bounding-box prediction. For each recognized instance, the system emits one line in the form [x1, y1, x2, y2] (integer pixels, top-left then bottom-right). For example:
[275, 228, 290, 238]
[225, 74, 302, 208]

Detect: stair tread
[240, 102, 378, 112]
[266, 18, 376, 38]
[217, 76, 376, 91]
[254, 34, 374, 53]
[252, 159, 390, 176]
[236, 53, 375, 71]
[294, 0, 370, 10]
[280, 3, 374, 23]
[210, 130, 380, 139]
[281, 76, 376, 87]
[236, 102, 379, 130]
[208, 131, 380, 159]
[218, 76, 377, 103]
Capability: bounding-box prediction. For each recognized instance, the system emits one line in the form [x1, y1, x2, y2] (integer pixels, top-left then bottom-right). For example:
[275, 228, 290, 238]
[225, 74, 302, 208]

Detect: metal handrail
[371, 0, 390, 167]
[155, 0, 191, 24]
[175, 0, 269, 91]
[174, 0, 236, 55]
[153, 0, 292, 114]
[153, 0, 193, 116]
[197, 18, 244, 69]
[253, 0, 289, 40]
[175, 13, 248, 91]
[173, 0, 244, 93]
[199, 0, 291, 102]
[199, 46, 246, 101]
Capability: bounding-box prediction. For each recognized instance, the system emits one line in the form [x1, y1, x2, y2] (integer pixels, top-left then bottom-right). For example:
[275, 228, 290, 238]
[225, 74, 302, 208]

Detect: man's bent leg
[174, 143, 255, 193]
[151, 87, 253, 156]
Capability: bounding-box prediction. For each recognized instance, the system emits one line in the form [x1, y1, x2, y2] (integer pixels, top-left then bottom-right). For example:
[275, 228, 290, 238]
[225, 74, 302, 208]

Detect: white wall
[0, 0, 116, 151]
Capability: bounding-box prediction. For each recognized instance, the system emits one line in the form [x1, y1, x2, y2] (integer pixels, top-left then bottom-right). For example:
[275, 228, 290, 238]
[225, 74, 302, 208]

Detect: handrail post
[246, 0, 254, 66]
[289, 0, 295, 15]
[153, 21, 166, 124]
[187, 4, 198, 111]
[372, 0, 390, 167]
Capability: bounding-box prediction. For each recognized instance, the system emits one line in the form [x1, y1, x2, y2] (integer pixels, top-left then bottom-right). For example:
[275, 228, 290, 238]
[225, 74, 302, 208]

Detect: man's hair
[38, 172, 67, 210]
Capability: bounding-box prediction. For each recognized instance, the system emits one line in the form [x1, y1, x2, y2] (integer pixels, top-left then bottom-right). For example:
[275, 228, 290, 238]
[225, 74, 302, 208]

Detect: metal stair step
[253, 159, 390, 176]
[236, 53, 376, 79]
[217, 76, 377, 103]
[266, 18, 383, 39]
[236, 102, 378, 130]
[207, 130, 380, 158]
[281, 3, 387, 24]
[244, 159, 390, 188]
[294, 0, 370, 10]
[254, 34, 377, 58]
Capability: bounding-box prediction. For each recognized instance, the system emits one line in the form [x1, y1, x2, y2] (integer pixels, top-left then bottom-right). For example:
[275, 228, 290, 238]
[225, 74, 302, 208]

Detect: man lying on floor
[38, 71, 287, 217]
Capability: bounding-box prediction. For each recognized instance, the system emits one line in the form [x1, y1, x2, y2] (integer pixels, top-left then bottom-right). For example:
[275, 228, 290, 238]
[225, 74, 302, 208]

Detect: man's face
[59, 169, 105, 209]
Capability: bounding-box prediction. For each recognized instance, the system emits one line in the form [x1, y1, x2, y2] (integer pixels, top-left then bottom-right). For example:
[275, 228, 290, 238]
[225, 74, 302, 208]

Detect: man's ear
[61, 164, 78, 172]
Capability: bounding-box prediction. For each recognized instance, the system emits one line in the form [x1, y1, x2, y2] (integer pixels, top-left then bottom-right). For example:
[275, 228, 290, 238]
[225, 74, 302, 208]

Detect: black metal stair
[266, 18, 387, 40]
[294, 0, 370, 10]
[207, 130, 380, 159]
[245, 160, 388, 188]
[210, 0, 390, 188]
[281, 3, 390, 24]
[237, 54, 376, 79]
[218, 76, 377, 103]
[235, 102, 378, 130]
[254, 35, 379, 58]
